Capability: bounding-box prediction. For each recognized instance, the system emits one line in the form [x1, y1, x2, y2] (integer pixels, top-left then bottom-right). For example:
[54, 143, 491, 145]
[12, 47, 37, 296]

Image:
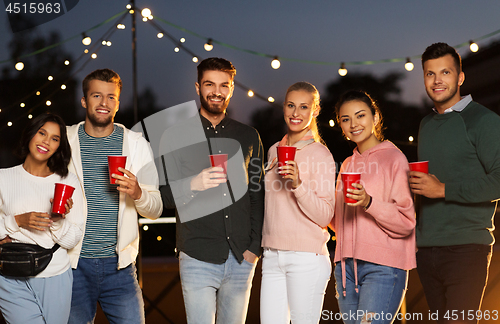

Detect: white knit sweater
[0, 165, 84, 277]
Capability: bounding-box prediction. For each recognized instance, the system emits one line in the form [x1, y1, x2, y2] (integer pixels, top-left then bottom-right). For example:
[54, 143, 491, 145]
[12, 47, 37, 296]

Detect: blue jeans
[334, 259, 408, 324]
[0, 268, 72, 324]
[179, 251, 257, 324]
[68, 257, 144, 324]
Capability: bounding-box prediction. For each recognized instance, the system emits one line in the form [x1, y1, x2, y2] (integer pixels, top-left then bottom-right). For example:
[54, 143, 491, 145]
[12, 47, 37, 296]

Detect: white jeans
[260, 248, 331, 324]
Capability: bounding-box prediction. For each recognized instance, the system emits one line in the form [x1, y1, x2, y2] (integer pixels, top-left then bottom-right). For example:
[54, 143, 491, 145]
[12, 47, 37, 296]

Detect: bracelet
[363, 196, 372, 211]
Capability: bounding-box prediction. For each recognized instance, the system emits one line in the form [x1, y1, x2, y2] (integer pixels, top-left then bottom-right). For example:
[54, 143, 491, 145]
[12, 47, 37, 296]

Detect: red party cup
[277, 146, 297, 175]
[52, 183, 75, 215]
[209, 154, 228, 176]
[108, 156, 127, 184]
[341, 172, 361, 204]
[409, 161, 429, 175]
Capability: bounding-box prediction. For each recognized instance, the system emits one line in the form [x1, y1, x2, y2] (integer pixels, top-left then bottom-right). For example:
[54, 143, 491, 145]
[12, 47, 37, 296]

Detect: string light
[48, 76, 54, 81]
[157, 236, 162, 241]
[192, 56, 198, 63]
[143, 225, 149, 231]
[268, 97, 275, 103]
[15, 62, 24, 71]
[64, 60, 70, 65]
[204, 39, 213, 52]
[117, 24, 125, 29]
[102, 40, 107, 45]
[129, 9, 134, 14]
[247, 90, 254, 97]
[329, 119, 335, 127]
[91, 53, 97, 59]
[84, 49, 89, 53]
[61, 84, 67, 90]
[469, 40, 479, 52]
[20, 103, 25, 107]
[271, 56, 280, 69]
[36, 91, 41, 95]
[82, 33, 91, 46]
[106, 41, 112, 46]
[28, 114, 32, 119]
[142, 17, 148, 22]
[174, 47, 180, 52]
[157, 33, 164, 38]
[7, 122, 12, 126]
[46, 100, 52, 106]
[126, 4, 132, 9]
[404, 57, 414, 71]
[409, 136, 414, 142]
[338, 62, 347, 77]
[180, 38, 186, 43]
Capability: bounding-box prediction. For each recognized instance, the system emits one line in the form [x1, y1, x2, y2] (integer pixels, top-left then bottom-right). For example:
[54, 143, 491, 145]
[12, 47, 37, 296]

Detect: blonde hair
[285, 82, 325, 145]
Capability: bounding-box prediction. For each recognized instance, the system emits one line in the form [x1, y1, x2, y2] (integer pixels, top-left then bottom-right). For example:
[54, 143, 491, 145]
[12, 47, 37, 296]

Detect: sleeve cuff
[4, 215, 20, 233]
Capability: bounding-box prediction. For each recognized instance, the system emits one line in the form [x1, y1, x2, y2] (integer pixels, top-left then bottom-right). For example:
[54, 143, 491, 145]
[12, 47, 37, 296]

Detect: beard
[426, 83, 459, 105]
[86, 108, 114, 128]
[199, 94, 230, 115]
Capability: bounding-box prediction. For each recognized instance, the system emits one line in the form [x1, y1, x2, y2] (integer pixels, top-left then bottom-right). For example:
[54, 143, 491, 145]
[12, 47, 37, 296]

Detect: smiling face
[28, 121, 61, 163]
[81, 79, 120, 128]
[423, 54, 465, 112]
[195, 70, 234, 117]
[283, 89, 318, 136]
[339, 100, 380, 152]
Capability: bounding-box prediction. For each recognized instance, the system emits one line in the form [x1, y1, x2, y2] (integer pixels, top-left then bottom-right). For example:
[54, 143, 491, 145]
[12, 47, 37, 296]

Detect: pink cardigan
[331, 141, 416, 294]
[262, 137, 336, 255]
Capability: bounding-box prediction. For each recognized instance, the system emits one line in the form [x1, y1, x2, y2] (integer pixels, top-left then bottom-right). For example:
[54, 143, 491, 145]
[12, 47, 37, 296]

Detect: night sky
[1, 0, 500, 124]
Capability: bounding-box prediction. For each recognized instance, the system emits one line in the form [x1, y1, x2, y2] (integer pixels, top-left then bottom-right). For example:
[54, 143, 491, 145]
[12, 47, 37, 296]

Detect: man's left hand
[114, 167, 142, 200]
[243, 250, 259, 264]
[409, 171, 445, 199]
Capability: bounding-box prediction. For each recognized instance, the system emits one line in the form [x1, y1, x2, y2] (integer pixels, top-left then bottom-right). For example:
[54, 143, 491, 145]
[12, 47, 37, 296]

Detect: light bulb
[28, 114, 33, 119]
[268, 97, 275, 103]
[15, 62, 24, 71]
[157, 33, 164, 38]
[469, 41, 479, 53]
[61, 84, 67, 90]
[409, 136, 414, 142]
[192, 57, 199, 63]
[174, 47, 180, 52]
[405, 58, 414, 71]
[46, 100, 52, 106]
[82, 34, 91, 46]
[141, 8, 151, 18]
[247, 90, 254, 97]
[48, 76, 53, 81]
[329, 119, 335, 127]
[271, 56, 280, 69]
[338, 62, 347, 77]
[117, 24, 125, 29]
[20, 103, 25, 107]
[204, 39, 213, 51]
[64, 60, 70, 65]
[91, 53, 97, 59]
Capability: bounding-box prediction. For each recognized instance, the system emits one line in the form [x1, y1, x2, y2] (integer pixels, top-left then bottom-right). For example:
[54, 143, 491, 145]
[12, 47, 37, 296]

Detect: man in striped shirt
[66, 69, 163, 324]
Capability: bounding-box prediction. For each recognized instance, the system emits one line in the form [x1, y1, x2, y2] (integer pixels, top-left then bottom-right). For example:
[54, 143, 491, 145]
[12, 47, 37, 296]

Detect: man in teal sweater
[410, 42, 500, 323]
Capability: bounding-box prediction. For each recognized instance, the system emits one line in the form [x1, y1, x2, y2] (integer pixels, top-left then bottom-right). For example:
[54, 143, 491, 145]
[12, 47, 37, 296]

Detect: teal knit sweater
[417, 101, 500, 247]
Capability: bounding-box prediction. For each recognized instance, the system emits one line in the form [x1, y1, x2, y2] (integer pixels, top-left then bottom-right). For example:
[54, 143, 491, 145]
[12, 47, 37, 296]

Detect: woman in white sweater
[0, 113, 84, 324]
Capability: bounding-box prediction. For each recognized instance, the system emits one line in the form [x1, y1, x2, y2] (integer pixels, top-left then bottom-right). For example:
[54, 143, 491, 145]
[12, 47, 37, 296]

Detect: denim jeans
[334, 259, 408, 324]
[179, 250, 257, 324]
[416, 244, 492, 324]
[0, 268, 72, 324]
[68, 257, 145, 324]
[260, 249, 331, 324]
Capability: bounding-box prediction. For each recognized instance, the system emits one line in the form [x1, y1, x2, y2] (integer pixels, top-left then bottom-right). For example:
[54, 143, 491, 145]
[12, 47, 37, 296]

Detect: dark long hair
[19, 113, 71, 177]
[335, 90, 385, 141]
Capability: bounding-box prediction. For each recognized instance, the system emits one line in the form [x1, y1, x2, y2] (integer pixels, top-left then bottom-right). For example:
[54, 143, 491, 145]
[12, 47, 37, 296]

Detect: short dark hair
[197, 57, 236, 84]
[19, 113, 71, 178]
[335, 90, 385, 141]
[421, 42, 462, 72]
[82, 68, 122, 99]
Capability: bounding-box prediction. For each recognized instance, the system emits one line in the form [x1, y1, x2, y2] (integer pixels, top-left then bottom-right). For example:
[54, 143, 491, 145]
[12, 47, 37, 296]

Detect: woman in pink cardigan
[260, 82, 336, 324]
[332, 90, 416, 324]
